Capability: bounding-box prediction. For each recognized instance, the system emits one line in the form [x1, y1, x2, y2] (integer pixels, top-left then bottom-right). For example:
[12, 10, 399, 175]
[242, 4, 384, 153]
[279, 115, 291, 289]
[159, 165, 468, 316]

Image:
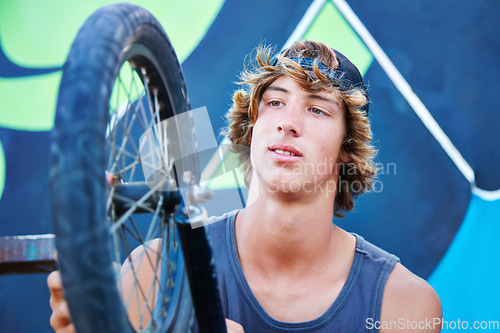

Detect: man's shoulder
[381, 262, 442, 332]
[355, 233, 399, 263]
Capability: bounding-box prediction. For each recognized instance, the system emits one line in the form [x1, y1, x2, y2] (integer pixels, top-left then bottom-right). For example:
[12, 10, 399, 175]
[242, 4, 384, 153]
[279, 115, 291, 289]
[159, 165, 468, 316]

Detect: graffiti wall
[0, 0, 498, 331]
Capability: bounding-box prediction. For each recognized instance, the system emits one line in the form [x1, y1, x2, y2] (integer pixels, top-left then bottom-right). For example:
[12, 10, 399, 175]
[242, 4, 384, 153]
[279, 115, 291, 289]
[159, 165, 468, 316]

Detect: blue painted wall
[0, 0, 498, 331]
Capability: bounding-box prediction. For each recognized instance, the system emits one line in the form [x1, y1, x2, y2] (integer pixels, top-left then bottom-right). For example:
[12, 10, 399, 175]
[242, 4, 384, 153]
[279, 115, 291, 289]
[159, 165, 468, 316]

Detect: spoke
[118, 226, 154, 330]
[108, 65, 175, 186]
[107, 78, 124, 171]
[118, 223, 168, 330]
[117, 157, 141, 176]
[106, 183, 117, 217]
[129, 67, 151, 132]
[143, 240, 170, 299]
[120, 219, 145, 245]
[145, 195, 163, 243]
[128, 154, 141, 182]
[108, 138, 141, 179]
[153, 89, 173, 176]
[143, 249, 164, 318]
[140, 68, 157, 128]
[110, 180, 166, 233]
[106, 70, 134, 139]
[110, 141, 139, 160]
[118, 214, 170, 291]
[111, 192, 157, 214]
[108, 65, 149, 179]
[109, 112, 140, 178]
[103, 54, 187, 331]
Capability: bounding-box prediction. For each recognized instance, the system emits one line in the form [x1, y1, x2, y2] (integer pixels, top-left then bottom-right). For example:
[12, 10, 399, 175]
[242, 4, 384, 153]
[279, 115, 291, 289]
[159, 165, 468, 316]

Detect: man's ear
[335, 149, 351, 175]
[339, 149, 351, 164]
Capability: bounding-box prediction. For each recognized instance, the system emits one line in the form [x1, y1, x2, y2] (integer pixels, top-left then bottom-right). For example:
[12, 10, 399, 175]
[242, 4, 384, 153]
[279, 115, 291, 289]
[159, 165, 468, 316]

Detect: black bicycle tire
[50, 3, 197, 332]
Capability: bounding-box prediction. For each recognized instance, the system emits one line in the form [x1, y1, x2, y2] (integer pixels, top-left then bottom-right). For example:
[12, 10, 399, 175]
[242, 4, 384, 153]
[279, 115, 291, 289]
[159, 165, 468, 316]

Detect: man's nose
[276, 106, 303, 136]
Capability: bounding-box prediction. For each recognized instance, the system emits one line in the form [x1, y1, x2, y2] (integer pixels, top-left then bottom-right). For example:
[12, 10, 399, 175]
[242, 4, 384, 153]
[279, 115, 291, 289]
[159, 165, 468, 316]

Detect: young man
[49, 41, 442, 332]
[206, 40, 441, 332]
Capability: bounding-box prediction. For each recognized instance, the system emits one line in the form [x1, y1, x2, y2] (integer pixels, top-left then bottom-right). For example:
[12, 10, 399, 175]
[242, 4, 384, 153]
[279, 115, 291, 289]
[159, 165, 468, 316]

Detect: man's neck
[235, 182, 340, 278]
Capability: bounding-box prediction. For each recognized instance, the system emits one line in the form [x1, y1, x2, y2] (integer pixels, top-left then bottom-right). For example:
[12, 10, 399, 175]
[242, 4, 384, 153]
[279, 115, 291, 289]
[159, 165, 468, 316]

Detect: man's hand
[226, 319, 245, 332]
[48, 249, 239, 333]
[47, 269, 75, 333]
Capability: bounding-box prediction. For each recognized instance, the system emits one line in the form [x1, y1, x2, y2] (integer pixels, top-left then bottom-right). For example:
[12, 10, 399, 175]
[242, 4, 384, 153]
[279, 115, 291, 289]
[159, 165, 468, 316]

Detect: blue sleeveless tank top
[207, 210, 399, 333]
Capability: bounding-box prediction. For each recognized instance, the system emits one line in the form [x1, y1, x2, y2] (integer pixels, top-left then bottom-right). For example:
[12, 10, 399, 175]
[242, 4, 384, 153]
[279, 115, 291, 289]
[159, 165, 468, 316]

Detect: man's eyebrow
[265, 86, 288, 93]
[264, 86, 341, 108]
[307, 94, 340, 106]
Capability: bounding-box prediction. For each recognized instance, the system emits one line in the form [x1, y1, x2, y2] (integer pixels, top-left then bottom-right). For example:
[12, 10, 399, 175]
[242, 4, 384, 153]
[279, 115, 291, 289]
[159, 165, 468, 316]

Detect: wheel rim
[106, 49, 192, 332]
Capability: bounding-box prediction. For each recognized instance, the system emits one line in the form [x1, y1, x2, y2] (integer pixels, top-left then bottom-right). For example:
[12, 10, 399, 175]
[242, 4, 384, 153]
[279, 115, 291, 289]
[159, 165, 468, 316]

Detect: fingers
[225, 319, 245, 333]
[47, 270, 64, 302]
[50, 300, 75, 332]
[54, 325, 76, 333]
[47, 264, 75, 332]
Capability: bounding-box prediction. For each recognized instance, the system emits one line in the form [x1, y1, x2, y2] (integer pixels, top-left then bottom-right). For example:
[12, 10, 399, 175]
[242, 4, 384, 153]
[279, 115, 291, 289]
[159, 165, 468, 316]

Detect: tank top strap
[353, 233, 400, 332]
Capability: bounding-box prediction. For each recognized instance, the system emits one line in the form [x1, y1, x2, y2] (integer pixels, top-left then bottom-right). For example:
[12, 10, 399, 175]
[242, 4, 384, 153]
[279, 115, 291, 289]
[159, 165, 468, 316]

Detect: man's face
[250, 75, 348, 198]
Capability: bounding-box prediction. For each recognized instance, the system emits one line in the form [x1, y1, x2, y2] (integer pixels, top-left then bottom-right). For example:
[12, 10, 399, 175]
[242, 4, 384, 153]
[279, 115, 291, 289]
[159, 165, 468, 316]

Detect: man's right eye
[269, 101, 282, 107]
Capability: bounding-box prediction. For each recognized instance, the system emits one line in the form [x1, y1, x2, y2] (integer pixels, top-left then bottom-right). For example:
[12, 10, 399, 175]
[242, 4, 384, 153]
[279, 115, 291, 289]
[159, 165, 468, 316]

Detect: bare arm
[47, 247, 243, 332]
[380, 263, 442, 333]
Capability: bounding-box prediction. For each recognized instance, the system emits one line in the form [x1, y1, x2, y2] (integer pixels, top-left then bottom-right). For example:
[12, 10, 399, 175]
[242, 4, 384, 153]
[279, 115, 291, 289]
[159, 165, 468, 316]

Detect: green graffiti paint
[204, 151, 246, 190]
[144, 0, 225, 63]
[303, 1, 373, 76]
[0, 0, 224, 67]
[109, 62, 143, 115]
[0, 0, 223, 132]
[0, 72, 61, 131]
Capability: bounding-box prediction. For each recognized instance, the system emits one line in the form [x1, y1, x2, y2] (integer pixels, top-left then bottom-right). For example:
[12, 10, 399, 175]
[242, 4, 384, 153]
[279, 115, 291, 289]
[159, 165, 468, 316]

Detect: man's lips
[268, 143, 302, 161]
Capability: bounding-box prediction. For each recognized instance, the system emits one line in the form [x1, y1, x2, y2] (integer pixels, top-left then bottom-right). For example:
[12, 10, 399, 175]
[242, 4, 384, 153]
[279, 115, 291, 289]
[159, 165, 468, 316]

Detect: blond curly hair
[225, 41, 378, 217]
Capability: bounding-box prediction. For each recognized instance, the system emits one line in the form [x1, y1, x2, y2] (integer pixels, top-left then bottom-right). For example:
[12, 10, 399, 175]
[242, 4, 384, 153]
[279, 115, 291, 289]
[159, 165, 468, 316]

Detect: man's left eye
[310, 108, 325, 115]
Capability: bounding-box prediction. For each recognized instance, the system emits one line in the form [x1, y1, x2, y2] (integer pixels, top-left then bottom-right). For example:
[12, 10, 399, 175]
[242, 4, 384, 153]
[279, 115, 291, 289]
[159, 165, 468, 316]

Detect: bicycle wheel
[50, 3, 198, 332]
